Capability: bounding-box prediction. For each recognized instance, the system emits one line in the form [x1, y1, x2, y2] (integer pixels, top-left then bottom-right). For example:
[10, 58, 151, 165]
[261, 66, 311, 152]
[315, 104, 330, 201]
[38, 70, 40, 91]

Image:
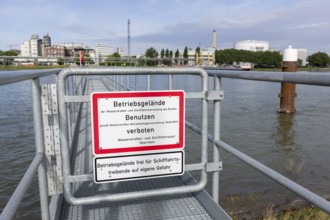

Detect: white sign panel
[94, 151, 184, 183]
[91, 91, 185, 154]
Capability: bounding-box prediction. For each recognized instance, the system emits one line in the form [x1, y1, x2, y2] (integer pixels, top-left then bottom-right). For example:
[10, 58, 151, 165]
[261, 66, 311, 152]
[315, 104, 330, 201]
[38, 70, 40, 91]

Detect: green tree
[105, 52, 122, 66]
[165, 49, 169, 58]
[160, 49, 165, 58]
[84, 53, 94, 65]
[307, 52, 330, 67]
[57, 57, 64, 65]
[145, 47, 158, 66]
[195, 47, 200, 56]
[0, 50, 18, 56]
[215, 49, 282, 68]
[195, 47, 201, 65]
[111, 52, 121, 58]
[175, 49, 180, 64]
[183, 46, 188, 64]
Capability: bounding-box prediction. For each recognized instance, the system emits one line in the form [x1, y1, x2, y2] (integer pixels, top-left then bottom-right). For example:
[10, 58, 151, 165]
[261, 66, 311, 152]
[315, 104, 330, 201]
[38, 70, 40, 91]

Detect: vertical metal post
[135, 75, 138, 91]
[148, 75, 151, 91]
[127, 75, 130, 90]
[66, 77, 73, 144]
[168, 75, 173, 90]
[212, 75, 221, 203]
[201, 72, 208, 189]
[31, 78, 50, 220]
[116, 75, 119, 90]
[278, 46, 297, 113]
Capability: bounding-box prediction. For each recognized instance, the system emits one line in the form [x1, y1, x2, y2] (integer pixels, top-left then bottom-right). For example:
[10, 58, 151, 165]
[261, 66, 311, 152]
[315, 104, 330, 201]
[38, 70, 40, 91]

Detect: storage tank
[233, 40, 269, 52]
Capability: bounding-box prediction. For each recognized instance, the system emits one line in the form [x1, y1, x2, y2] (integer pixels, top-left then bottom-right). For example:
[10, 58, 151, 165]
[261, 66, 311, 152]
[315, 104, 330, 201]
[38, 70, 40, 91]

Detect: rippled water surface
[1, 72, 330, 219]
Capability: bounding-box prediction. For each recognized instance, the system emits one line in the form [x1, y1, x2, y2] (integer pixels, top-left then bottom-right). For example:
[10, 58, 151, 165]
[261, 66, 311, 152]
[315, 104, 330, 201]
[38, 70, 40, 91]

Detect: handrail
[0, 153, 44, 220]
[185, 120, 330, 214]
[2, 67, 330, 218]
[57, 67, 209, 205]
[206, 69, 330, 86]
[0, 68, 62, 86]
[0, 69, 60, 220]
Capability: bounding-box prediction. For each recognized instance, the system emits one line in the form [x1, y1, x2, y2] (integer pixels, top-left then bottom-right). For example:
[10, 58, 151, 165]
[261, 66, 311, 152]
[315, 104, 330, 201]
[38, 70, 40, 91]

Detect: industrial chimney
[213, 29, 216, 49]
[212, 30, 217, 65]
[128, 19, 131, 59]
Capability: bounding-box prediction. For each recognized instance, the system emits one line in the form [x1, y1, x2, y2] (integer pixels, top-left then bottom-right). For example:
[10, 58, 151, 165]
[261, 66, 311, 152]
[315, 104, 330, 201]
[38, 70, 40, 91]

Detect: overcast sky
[1, 0, 329, 55]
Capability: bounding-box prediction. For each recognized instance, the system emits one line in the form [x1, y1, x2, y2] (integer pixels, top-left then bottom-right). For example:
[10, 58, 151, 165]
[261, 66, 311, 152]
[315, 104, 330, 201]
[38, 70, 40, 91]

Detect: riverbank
[253, 67, 330, 72]
[1, 65, 330, 72]
[262, 206, 329, 220]
[0, 65, 68, 71]
[222, 193, 330, 219]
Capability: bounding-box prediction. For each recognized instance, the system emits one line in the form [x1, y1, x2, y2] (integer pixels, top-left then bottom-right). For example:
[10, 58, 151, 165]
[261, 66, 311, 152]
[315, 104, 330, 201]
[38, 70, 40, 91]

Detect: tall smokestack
[213, 29, 216, 49]
[128, 19, 131, 58]
[212, 29, 216, 65]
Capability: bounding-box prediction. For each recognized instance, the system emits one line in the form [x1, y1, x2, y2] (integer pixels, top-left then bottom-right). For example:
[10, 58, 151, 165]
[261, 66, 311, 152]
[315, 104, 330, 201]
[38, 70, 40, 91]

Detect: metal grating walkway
[59, 77, 231, 220]
[61, 178, 214, 220]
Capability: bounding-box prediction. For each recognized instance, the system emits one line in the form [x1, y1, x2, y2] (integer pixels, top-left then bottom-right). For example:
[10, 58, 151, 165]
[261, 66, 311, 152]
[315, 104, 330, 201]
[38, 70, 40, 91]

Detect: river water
[1, 72, 330, 219]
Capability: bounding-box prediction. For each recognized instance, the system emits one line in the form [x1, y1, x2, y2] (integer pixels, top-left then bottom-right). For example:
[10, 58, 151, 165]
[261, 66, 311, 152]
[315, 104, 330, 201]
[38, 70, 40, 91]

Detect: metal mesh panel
[61, 177, 212, 220]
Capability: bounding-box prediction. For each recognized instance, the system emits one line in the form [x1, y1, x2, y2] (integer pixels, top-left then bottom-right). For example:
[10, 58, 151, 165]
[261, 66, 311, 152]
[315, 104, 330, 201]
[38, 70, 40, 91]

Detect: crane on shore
[6, 44, 20, 50]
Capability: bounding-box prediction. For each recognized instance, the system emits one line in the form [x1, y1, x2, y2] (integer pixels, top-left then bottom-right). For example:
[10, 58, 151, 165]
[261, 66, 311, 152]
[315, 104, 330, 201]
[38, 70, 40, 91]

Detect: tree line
[1, 48, 329, 68]
[307, 52, 330, 67]
[144, 47, 330, 68]
[215, 49, 282, 68]
[144, 47, 189, 66]
[0, 50, 18, 56]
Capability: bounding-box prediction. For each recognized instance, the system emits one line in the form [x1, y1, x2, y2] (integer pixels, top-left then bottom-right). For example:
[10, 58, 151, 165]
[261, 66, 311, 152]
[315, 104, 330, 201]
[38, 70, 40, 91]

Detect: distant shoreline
[1, 65, 330, 72]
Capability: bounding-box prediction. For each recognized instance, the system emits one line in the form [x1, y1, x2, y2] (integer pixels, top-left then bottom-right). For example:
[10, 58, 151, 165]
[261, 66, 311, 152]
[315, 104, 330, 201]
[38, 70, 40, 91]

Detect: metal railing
[1, 67, 330, 220]
[0, 56, 198, 67]
[0, 69, 62, 220]
[57, 68, 211, 205]
[205, 69, 330, 214]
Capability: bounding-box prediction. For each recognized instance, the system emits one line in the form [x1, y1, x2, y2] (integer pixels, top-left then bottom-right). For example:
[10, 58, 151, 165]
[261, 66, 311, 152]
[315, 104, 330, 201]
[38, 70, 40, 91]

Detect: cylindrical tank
[233, 40, 269, 51]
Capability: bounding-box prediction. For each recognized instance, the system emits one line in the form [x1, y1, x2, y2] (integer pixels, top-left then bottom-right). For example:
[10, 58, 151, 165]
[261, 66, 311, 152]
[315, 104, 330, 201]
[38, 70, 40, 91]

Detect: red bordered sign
[91, 91, 185, 155]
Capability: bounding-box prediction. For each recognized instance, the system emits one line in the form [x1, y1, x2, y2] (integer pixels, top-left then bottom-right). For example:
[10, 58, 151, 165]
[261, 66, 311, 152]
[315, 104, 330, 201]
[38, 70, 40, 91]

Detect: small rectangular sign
[94, 151, 184, 183]
[91, 91, 185, 155]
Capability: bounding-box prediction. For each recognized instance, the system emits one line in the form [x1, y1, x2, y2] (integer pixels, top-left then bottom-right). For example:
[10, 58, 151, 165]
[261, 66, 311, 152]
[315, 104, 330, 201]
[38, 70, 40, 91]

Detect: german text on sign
[94, 151, 184, 183]
[91, 91, 185, 154]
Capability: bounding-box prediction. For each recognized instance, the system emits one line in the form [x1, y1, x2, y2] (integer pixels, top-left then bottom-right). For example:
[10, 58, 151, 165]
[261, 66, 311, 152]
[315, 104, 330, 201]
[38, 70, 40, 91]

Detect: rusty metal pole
[278, 46, 297, 113]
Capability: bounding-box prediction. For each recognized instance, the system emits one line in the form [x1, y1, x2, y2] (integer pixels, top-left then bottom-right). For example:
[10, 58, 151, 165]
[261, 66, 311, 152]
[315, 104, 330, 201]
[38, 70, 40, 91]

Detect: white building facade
[234, 40, 269, 52]
[20, 34, 44, 57]
[117, 48, 125, 57]
[92, 44, 115, 64]
[297, 48, 308, 66]
[20, 40, 31, 57]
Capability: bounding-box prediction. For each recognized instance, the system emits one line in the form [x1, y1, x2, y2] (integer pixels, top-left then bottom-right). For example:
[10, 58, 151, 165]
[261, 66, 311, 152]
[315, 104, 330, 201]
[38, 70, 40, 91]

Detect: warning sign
[94, 151, 184, 183]
[91, 91, 185, 155]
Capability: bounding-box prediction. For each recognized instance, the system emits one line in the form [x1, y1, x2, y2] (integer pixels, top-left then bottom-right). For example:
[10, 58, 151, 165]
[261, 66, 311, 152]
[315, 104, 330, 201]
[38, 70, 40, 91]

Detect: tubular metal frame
[1, 68, 330, 219]
[57, 67, 212, 205]
[0, 69, 62, 220]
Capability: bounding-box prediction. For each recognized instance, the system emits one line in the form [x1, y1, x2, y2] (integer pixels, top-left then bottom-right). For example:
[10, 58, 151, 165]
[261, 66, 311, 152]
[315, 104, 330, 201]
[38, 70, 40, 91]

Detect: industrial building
[43, 34, 51, 48]
[20, 34, 43, 57]
[179, 30, 217, 66]
[297, 48, 308, 66]
[184, 47, 215, 66]
[91, 44, 115, 64]
[44, 45, 66, 58]
[234, 40, 269, 52]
